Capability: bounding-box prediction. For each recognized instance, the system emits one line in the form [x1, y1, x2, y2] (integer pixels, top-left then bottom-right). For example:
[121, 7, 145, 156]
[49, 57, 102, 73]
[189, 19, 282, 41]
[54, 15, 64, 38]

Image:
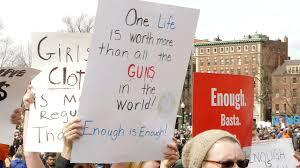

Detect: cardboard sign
[243, 139, 296, 168]
[193, 73, 254, 147]
[0, 67, 39, 144]
[24, 33, 91, 152]
[71, 0, 199, 163]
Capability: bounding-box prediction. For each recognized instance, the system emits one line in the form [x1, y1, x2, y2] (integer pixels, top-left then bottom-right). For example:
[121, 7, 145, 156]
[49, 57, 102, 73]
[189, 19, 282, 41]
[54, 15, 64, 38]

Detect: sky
[0, 0, 300, 59]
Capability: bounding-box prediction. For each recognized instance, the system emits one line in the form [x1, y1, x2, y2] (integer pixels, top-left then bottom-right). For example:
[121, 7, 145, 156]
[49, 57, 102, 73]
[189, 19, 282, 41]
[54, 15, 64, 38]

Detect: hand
[10, 108, 25, 125]
[161, 138, 180, 168]
[23, 85, 35, 109]
[61, 117, 83, 160]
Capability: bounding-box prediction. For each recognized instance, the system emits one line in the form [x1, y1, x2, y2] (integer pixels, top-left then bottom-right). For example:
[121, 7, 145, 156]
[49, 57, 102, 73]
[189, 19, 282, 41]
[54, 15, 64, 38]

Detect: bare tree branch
[62, 13, 95, 33]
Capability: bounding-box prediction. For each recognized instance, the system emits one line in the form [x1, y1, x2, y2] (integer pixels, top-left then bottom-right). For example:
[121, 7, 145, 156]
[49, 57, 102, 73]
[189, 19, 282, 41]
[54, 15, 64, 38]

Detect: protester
[182, 129, 249, 168]
[10, 152, 26, 168]
[45, 153, 56, 168]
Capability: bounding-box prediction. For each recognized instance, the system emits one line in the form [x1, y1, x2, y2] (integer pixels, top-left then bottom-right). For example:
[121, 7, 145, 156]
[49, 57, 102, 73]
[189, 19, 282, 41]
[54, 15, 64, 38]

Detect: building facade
[272, 60, 300, 115]
[192, 33, 288, 122]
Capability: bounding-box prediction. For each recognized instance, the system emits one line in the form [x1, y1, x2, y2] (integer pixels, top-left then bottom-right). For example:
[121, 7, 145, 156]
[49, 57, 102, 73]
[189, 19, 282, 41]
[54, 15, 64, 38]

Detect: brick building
[192, 33, 288, 122]
[272, 60, 300, 115]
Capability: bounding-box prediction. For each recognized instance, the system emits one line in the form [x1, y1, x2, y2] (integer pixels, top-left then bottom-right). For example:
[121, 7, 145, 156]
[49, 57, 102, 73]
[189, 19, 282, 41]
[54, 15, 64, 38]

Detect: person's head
[14, 152, 23, 159]
[182, 130, 249, 168]
[45, 153, 56, 167]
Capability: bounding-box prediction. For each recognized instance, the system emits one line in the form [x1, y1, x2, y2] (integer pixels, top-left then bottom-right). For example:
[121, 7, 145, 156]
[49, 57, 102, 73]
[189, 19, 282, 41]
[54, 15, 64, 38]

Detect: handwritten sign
[24, 33, 91, 152]
[71, 0, 199, 163]
[193, 73, 254, 147]
[0, 67, 39, 144]
[243, 139, 296, 168]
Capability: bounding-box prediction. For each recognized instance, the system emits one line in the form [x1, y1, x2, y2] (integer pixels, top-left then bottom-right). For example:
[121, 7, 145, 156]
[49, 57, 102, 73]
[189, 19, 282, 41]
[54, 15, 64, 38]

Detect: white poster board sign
[0, 67, 39, 144]
[24, 33, 91, 152]
[244, 138, 296, 168]
[72, 0, 199, 163]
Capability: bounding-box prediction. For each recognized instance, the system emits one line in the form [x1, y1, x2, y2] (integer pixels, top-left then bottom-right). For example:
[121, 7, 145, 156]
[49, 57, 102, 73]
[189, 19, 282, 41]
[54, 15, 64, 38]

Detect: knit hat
[182, 129, 239, 168]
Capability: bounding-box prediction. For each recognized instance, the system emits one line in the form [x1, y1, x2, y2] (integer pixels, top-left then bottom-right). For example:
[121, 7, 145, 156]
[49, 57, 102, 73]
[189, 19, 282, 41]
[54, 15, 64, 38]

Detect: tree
[62, 14, 95, 33]
[0, 20, 30, 67]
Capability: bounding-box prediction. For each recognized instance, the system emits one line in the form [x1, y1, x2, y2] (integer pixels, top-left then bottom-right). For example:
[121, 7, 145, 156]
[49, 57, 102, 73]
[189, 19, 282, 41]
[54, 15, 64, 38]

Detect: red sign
[193, 73, 254, 147]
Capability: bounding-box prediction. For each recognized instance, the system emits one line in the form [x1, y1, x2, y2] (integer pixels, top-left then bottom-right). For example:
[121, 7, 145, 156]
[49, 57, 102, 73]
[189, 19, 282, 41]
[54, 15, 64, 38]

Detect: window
[213, 48, 217, 53]
[220, 58, 224, 65]
[244, 67, 249, 75]
[214, 57, 218, 65]
[200, 48, 204, 54]
[207, 58, 211, 66]
[244, 45, 248, 51]
[220, 68, 224, 74]
[275, 104, 279, 111]
[230, 57, 234, 65]
[225, 68, 229, 74]
[293, 77, 297, 83]
[252, 45, 256, 51]
[194, 48, 199, 56]
[237, 57, 242, 65]
[230, 46, 234, 52]
[213, 68, 217, 73]
[292, 67, 296, 74]
[237, 46, 241, 52]
[244, 56, 249, 64]
[230, 68, 235, 74]
[237, 68, 241, 74]
[199, 59, 204, 66]
[225, 57, 230, 65]
[220, 47, 224, 53]
[206, 48, 210, 54]
[293, 88, 298, 97]
[225, 47, 229, 53]
[207, 68, 211, 73]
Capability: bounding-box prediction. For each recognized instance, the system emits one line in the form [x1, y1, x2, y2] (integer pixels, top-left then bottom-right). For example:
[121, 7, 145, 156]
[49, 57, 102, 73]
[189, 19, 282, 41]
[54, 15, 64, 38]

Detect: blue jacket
[10, 158, 26, 168]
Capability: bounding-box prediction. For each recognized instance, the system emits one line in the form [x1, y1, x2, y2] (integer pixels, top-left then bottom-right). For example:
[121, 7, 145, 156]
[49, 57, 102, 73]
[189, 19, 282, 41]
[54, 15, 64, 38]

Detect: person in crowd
[283, 129, 291, 138]
[181, 129, 249, 168]
[276, 129, 283, 139]
[45, 153, 56, 168]
[10, 152, 26, 168]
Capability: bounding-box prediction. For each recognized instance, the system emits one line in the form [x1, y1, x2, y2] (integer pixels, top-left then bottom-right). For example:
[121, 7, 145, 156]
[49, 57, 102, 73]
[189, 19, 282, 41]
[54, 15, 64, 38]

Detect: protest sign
[71, 0, 199, 163]
[243, 138, 296, 168]
[0, 67, 39, 144]
[272, 115, 300, 126]
[24, 33, 91, 152]
[193, 73, 254, 147]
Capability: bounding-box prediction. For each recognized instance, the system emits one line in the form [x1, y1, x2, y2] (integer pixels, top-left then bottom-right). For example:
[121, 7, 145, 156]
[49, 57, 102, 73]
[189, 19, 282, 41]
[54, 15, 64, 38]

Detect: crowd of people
[254, 125, 300, 151]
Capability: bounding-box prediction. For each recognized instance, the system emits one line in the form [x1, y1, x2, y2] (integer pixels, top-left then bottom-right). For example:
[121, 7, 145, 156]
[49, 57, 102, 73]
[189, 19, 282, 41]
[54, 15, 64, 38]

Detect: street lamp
[181, 102, 185, 129]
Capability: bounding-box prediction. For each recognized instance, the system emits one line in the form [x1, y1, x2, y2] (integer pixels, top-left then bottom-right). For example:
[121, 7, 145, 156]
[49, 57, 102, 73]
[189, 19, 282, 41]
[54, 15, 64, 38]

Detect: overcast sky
[1, 0, 300, 59]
